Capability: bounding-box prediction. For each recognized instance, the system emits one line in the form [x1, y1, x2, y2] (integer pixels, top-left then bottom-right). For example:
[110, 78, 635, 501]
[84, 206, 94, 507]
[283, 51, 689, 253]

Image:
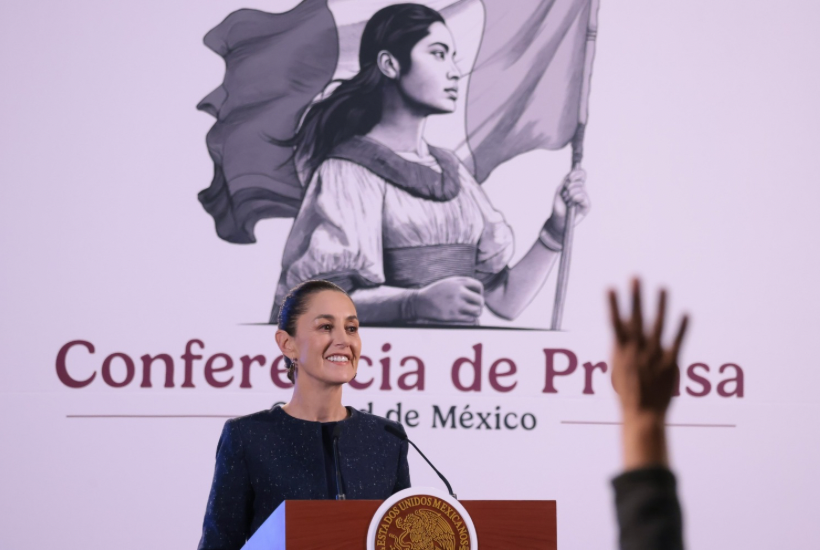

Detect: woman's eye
[432, 51, 445, 60]
[321, 324, 332, 331]
[346, 326, 359, 333]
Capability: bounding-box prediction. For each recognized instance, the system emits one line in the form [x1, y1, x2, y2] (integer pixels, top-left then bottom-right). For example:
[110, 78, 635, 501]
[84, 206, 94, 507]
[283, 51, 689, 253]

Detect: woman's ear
[376, 50, 401, 79]
[275, 329, 295, 360]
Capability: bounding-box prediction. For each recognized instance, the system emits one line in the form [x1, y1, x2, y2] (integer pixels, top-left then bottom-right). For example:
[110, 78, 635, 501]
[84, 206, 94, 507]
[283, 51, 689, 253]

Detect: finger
[457, 304, 482, 319]
[562, 189, 588, 206]
[608, 289, 627, 343]
[564, 179, 587, 192]
[458, 277, 484, 294]
[567, 174, 586, 186]
[564, 180, 587, 193]
[561, 171, 585, 190]
[461, 290, 484, 308]
[630, 278, 643, 338]
[571, 198, 591, 214]
[670, 314, 689, 359]
[651, 289, 667, 348]
[569, 197, 591, 218]
[566, 190, 591, 207]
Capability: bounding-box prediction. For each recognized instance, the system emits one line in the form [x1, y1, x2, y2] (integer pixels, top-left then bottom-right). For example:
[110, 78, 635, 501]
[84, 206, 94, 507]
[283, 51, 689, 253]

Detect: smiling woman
[276, 280, 362, 411]
[197, 280, 411, 550]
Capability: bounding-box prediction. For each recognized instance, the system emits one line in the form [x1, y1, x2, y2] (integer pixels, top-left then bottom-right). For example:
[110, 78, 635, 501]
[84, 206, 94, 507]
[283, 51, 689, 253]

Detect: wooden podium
[242, 499, 556, 549]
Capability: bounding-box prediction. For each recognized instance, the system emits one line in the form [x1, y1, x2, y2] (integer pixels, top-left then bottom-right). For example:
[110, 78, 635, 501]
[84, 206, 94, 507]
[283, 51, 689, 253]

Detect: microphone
[332, 423, 346, 500]
[384, 424, 457, 499]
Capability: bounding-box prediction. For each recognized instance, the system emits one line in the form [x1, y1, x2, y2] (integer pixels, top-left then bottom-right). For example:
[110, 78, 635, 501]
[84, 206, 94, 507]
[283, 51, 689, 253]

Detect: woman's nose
[332, 327, 353, 344]
[447, 62, 461, 80]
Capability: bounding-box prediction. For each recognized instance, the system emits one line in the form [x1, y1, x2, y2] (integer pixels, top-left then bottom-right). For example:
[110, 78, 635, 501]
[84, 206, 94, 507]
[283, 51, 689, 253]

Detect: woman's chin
[312, 375, 353, 387]
[428, 102, 456, 115]
[320, 362, 355, 383]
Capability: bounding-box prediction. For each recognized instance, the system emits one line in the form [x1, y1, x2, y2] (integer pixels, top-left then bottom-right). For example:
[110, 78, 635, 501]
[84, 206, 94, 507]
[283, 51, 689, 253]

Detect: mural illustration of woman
[271, 3, 591, 326]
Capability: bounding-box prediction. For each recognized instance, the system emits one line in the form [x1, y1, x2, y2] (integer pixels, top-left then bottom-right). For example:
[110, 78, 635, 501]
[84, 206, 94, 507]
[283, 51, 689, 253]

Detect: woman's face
[284, 290, 361, 386]
[398, 21, 460, 114]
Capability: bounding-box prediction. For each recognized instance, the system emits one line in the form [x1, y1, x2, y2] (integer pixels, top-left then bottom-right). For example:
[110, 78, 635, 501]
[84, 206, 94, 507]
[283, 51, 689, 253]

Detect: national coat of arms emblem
[367, 488, 477, 550]
[391, 508, 456, 550]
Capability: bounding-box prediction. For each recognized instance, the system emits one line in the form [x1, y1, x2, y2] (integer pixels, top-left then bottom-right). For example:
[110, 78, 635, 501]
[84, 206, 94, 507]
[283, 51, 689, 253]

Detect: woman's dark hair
[285, 3, 445, 179]
[278, 279, 348, 382]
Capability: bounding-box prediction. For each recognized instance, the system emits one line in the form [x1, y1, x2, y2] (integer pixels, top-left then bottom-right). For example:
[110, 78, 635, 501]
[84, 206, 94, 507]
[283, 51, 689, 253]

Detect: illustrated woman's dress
[271, 137, 514, 324]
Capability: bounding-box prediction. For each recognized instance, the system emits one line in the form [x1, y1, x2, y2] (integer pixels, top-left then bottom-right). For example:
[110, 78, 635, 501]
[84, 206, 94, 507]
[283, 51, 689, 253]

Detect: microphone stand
[332, 424, 346, 500]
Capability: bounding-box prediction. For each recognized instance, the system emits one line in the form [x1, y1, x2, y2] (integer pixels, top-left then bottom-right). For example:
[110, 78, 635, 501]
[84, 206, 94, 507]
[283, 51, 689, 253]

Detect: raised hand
[608, 279, 688, 468]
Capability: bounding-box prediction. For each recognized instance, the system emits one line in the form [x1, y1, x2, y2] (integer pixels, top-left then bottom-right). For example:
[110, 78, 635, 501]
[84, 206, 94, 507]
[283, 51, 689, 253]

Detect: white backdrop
[1, 1, 819, 549]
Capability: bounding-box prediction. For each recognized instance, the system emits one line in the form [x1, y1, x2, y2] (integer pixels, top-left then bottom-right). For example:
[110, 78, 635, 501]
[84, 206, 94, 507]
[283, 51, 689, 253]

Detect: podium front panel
[245, 499, 556, 549]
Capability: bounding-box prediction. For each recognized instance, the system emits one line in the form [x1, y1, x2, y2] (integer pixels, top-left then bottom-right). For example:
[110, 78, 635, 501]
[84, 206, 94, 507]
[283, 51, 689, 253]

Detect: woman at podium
[197, 280, 410, 550]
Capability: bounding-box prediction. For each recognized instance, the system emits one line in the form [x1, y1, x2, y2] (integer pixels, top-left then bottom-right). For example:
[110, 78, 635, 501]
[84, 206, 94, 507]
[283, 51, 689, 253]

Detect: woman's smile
[325, 354, 351, 365]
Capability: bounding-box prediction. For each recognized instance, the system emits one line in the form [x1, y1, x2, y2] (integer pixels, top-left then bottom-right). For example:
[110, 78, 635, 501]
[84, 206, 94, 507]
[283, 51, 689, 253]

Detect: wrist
[622, 412, 668, 470]
[623, 410, 666, 427]
[400, 289, 420, 321]
[539, 217, 564, 251]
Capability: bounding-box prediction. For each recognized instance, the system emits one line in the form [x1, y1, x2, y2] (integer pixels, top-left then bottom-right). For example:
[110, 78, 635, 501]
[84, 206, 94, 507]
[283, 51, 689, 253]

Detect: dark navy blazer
[197, 406, 410, 550]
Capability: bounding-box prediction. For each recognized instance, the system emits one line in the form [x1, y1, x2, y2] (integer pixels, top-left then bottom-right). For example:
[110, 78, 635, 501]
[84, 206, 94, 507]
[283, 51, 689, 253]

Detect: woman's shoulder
[317, 155, 381, 174]
[309, 156, 388, 193]
[225, 406, 285, 429]
[349, 408, 407, 439]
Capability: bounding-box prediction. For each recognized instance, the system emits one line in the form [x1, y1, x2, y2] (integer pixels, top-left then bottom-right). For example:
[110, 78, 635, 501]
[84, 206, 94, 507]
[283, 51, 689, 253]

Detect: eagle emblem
[389, 509, 456, 550]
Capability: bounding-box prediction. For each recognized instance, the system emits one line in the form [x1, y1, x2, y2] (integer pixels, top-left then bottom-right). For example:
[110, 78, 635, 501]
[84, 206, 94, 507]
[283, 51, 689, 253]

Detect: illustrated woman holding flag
[272, 3, 591, 326]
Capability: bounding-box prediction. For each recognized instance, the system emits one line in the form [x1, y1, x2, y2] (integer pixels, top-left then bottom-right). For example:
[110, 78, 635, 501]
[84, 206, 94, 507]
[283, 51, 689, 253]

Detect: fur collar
[327, 136, 460, 201]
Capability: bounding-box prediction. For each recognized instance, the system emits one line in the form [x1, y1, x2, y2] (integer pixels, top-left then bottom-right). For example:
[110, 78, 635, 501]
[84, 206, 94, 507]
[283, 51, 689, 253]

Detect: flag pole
[551, 0, 600, 330]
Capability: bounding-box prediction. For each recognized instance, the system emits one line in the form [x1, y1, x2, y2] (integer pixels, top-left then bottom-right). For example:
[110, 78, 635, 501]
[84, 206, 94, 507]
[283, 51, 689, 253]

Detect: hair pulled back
[285, 3, 445, 180]
[277, 279, 348, 382]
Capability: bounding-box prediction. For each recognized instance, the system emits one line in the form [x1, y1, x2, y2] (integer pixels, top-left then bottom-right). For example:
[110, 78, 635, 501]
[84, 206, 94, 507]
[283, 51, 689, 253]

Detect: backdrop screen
[1, 1, 818, 549]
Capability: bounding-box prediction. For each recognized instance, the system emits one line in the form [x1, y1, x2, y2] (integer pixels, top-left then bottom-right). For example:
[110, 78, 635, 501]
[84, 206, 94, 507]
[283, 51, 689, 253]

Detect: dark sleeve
[198, 420, 254, 550]
[392, 425, 411, 493]
[612, 467, 683, 550]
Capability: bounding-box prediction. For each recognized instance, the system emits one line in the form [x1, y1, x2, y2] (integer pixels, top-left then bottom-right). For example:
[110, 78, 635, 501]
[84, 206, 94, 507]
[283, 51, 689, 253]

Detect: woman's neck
[366, 86, 428, 156]
[283, 379, 347, 422]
